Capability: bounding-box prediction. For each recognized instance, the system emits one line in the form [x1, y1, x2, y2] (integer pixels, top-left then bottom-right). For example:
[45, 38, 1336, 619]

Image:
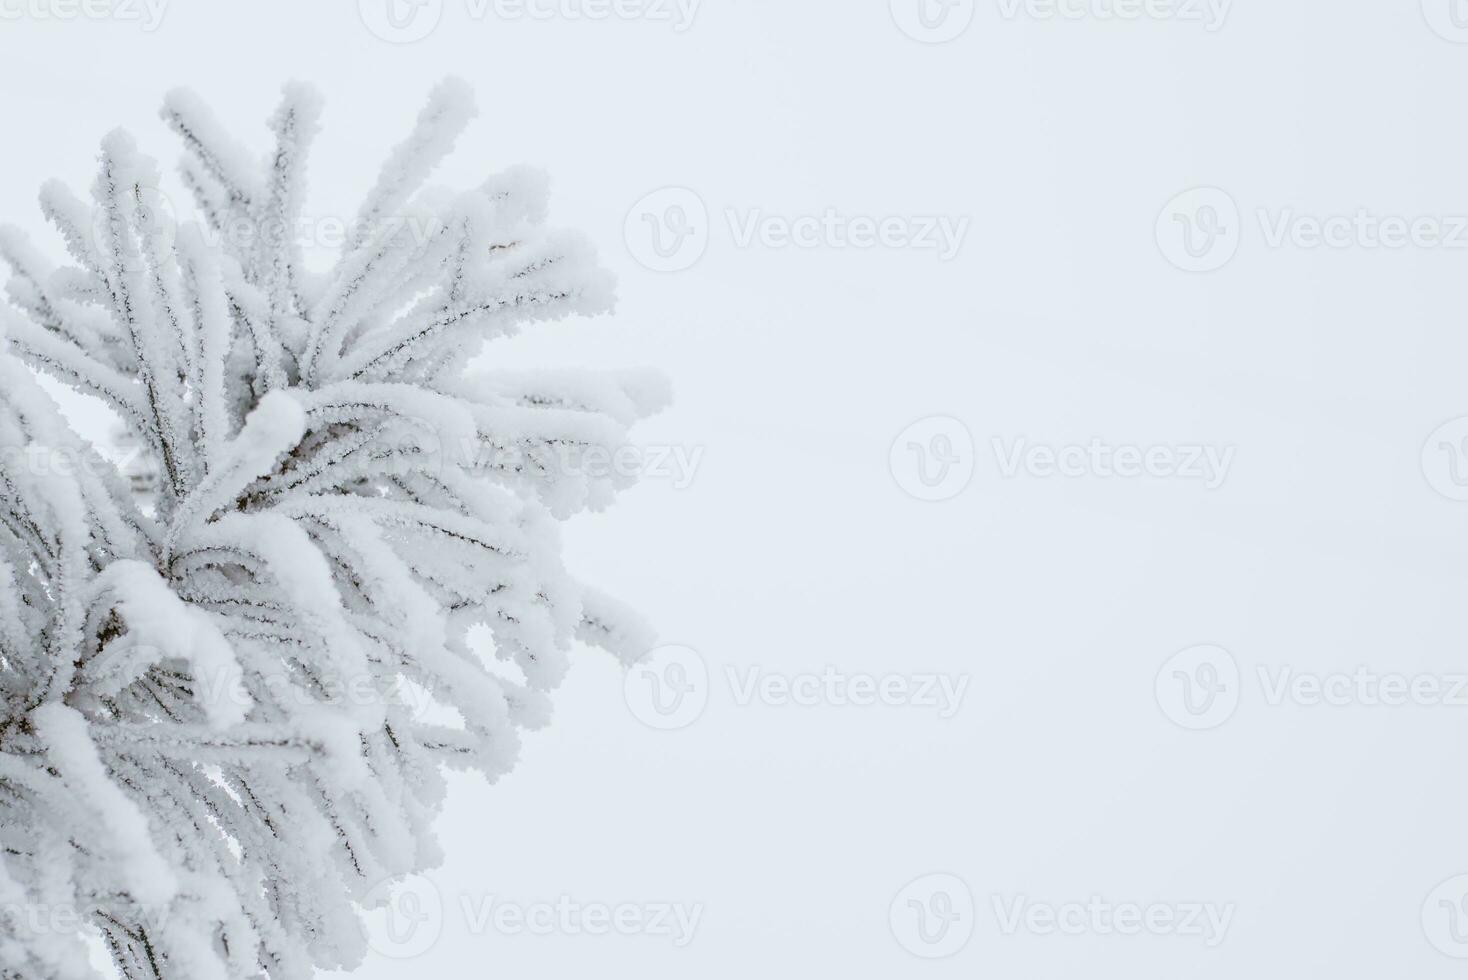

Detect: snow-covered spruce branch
[0, 78, 663, 980]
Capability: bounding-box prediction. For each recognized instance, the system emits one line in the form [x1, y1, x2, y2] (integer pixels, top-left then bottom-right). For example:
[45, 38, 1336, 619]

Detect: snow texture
[0, 78, 660, 980]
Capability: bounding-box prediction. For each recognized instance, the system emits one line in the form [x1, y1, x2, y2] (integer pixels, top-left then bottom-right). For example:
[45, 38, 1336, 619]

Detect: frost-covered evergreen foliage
[0, 78, 662, 979]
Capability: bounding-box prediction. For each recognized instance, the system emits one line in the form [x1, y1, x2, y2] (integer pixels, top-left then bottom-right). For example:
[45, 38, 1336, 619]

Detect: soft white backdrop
[3, 1, 1468, 976]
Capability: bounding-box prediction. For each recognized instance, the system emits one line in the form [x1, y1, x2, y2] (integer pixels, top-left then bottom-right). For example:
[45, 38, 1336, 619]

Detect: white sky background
[4, 1, 1468, 976]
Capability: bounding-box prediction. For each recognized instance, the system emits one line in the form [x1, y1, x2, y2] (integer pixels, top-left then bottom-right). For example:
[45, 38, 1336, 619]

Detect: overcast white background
[5, 0, 1468, 976]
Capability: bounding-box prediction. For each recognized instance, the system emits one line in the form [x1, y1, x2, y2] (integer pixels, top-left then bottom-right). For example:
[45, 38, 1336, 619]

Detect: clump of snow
[0, 79, 663, 980]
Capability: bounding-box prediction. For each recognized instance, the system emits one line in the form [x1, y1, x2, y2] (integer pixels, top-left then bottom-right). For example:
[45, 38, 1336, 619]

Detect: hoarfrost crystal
[0, 78, 662, 979]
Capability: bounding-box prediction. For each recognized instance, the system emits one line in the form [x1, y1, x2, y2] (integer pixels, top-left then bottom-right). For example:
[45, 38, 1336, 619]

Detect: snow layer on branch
[79, 561, 249, 728]
[31, 704, 179, 908]
[347, 75, 476, 254]
[0, 78, 665, 980]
